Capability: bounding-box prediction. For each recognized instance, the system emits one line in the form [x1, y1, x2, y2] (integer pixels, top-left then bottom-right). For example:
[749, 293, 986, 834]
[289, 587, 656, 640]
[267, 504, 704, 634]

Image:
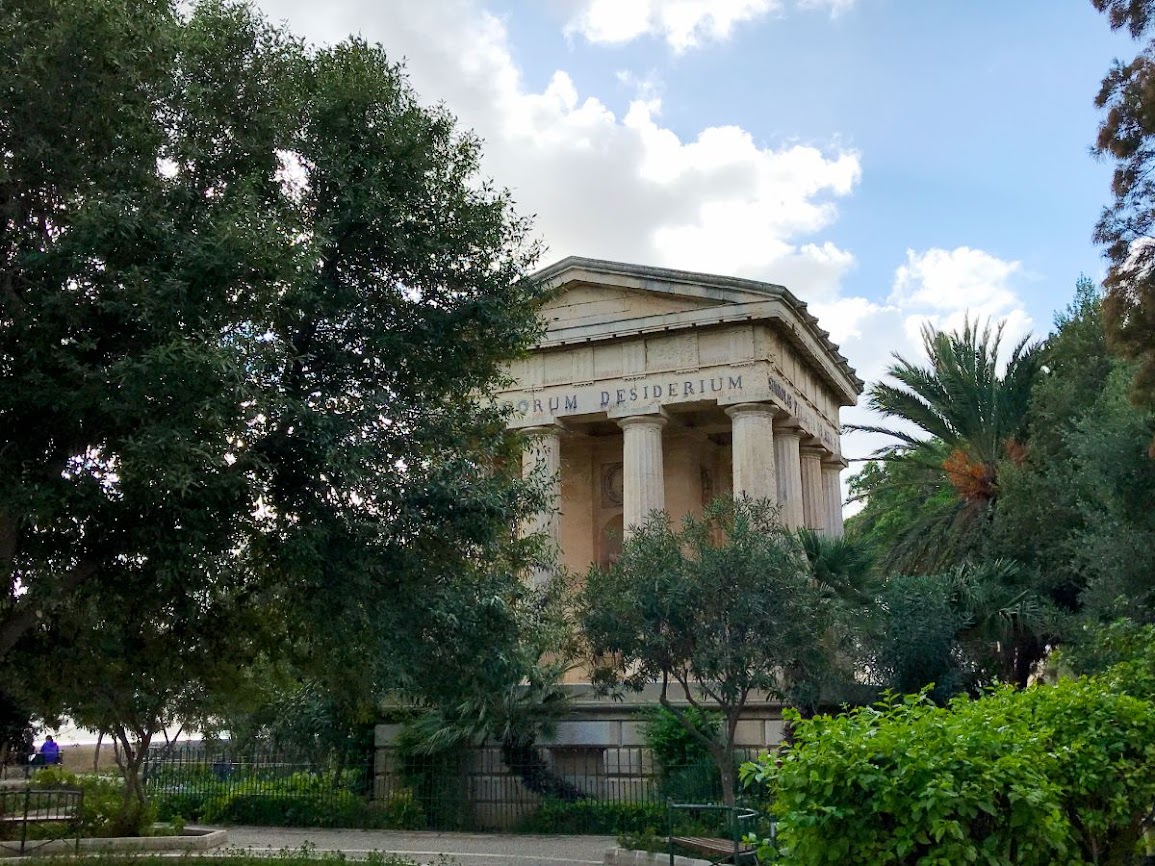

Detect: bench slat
[670, 835, 756, 861]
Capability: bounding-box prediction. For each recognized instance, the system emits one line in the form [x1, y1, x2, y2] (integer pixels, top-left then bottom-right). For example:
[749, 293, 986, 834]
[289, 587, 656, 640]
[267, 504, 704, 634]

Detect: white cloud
[890, 246, 1022, 314]
[798, 0, 858, 17]
[564, 0, 776, 52]
[252, 0, 860, 297]
[562, 0, 855, 52]
[888, 246, 1034, 358]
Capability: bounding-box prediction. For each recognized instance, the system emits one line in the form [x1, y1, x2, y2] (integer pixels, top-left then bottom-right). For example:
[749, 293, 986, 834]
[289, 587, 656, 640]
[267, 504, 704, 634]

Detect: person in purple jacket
[37, 735, 61, 765]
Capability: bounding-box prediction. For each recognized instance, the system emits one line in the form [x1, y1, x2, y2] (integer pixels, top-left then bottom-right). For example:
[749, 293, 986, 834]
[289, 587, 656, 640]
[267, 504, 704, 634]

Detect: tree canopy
[579, 498, 839, 805]
[1, 0, 547, 746]
[1093, 0, 1155, 418]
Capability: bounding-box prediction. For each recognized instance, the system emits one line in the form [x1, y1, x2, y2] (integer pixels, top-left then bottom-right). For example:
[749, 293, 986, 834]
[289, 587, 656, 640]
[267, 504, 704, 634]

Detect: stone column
[821, 459, 846, 538]
[617, 413, 668, 533]
[521, 424, 562, 583]
[725, 403, 777, 503]
[799, 445, 827, 533]
[773, 425, 805, 530]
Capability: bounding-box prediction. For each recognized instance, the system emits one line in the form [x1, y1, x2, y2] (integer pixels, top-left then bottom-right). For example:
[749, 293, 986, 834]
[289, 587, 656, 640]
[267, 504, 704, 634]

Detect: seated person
[34, 735, 61, 765]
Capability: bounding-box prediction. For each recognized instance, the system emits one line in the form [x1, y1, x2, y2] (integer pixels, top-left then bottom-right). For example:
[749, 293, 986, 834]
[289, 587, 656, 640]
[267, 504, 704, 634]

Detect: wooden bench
[666, 801, 763, 866]
[0, 788, 84, 856]
[669, 834, 757, 864]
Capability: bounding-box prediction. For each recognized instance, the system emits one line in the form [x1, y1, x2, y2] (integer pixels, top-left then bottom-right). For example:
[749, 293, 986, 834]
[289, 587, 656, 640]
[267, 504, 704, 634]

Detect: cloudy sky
[251, 0, 1131, 472]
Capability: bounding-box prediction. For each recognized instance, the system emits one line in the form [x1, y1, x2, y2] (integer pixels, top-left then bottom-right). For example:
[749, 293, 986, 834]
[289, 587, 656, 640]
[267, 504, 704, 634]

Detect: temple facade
[500, 257, 862, 575]
[375, 259, 864, 802]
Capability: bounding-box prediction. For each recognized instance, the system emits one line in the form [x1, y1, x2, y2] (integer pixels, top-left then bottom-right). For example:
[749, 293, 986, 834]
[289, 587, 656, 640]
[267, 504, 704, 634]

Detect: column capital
[822, 454, 849, 470]
[799, 442, 830, 457]
[521, 421, 566, 437]
[773, 414, 807, 431]
[725, 401, 779, 421]
[615, 410, 669, 430]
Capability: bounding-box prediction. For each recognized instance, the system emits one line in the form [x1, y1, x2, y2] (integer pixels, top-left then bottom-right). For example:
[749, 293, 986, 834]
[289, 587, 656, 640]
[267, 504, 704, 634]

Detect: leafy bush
[154, 788, 419, 830]
[199, 791, 365, 826]
[742, 675, 1155, 866]
[643, 706, 719, 772]
[147, 760, 409, 829]
[30, 767, 155, 837]
[517, 798, 666, 835]
[642, 706, 724, 803]
[518, 797, 738, 836]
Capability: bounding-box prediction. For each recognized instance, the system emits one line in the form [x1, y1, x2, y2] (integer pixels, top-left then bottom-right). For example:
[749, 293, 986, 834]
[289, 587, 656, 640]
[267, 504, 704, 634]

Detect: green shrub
[201, 792, 352, 826]
[377, 787, 425, 830]
[742, 677, 1155, 866]
[147, 762, 403, 830]
[152, 790, 211, 823]
[153, 785, 422, 830]
[29, 767, 155, 837]
[517, 797, 737, 836]
[642, 706, 724, 803]
[517, 798, 666, 835]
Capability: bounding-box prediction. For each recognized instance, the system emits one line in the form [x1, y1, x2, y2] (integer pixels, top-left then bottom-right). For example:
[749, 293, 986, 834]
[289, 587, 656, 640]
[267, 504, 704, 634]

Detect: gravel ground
[218, 826, 615, 866]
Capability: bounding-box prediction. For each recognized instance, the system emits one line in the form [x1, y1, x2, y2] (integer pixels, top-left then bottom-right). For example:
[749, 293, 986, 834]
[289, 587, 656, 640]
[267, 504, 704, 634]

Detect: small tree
[579, 498, 834, 806]
[16, 559, 271, 833]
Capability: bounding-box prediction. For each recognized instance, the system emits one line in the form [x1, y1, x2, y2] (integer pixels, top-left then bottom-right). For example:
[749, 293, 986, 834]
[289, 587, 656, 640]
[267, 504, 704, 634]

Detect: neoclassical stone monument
[374, 259, 863, 815]
[501, 257, 862, 574]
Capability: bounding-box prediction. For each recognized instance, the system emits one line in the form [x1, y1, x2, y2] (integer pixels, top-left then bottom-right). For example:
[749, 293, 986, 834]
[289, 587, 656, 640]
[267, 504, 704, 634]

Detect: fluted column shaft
[773, 427, 804, 530]
[800, 446, 827, 533]
[726, 403, 777, 503]
[618, 414, 667, 533]
[821, 462, 845, 538]
[521, 425, 562, 583]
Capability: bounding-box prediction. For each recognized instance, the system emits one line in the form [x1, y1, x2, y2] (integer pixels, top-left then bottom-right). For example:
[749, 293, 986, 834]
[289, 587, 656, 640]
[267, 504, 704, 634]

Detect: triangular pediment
[540, 281, 725, 330]
[535, 256, 790, 334]
[528, 256, 863, 399]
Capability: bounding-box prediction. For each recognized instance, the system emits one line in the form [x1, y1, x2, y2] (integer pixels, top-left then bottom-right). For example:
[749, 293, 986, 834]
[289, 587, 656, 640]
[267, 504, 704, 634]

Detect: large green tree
[1, 0, 545, 712]
[1092, 0, 1155, 417]
[995, 281, 1155, 628]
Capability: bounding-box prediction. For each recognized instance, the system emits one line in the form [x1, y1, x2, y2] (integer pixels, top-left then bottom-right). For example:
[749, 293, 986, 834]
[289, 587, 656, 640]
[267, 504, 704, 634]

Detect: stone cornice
[533, 256, 863, 403]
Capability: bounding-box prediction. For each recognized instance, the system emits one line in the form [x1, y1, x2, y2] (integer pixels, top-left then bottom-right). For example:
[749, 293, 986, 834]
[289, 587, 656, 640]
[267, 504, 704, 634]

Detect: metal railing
[376, 746, 763, 833]
[143, 745, 373, 825]
[141, 742, 763, 834]
[0, 788, 83, 856]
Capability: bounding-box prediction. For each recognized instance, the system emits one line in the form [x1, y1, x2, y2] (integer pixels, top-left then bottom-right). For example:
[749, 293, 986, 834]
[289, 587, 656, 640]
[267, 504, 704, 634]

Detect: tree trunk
[716, 756, 737, 809]
[110, 728, 153, 835]
[500, 739, 587, 801]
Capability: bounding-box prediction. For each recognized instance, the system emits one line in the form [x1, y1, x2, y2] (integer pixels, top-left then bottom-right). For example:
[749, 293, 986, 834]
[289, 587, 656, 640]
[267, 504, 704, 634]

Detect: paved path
[221, 826, 616, 866]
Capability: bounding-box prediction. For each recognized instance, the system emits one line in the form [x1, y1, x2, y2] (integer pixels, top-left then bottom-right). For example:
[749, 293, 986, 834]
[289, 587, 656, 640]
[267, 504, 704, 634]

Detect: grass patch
[43, 848, 456, 866]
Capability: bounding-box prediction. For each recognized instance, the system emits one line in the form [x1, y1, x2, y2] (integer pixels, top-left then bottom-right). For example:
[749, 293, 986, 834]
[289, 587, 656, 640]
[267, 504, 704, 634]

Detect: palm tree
[851, 317, 1041, 505]
[847, 318, 1042, 572]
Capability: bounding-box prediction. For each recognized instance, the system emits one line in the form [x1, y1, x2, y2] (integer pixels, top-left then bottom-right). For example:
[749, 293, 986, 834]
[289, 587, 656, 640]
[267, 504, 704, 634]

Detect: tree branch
[0, 559, 101, 659]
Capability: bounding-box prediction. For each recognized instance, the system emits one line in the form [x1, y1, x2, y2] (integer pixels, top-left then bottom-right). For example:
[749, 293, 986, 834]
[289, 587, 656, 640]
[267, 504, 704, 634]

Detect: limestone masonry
[374, 259, 864, 800]
[501, 256, 863, 574]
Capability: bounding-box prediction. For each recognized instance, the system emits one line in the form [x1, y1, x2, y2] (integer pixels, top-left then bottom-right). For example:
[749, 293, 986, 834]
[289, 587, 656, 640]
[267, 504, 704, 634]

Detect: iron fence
[142, 745, 374, 826]
[0, 787, 84, 856]
[140, 742, 766, 834]
[376, 745, 766, 833]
